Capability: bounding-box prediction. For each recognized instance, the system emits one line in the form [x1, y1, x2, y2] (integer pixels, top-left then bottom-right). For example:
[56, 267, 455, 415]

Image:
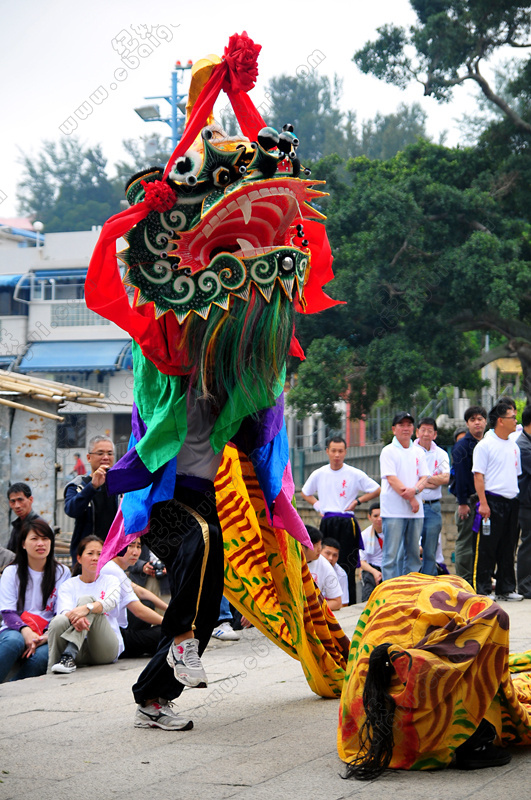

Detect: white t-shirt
[57, 573, 124, 657]
[359, 524, 384, 568]
[302, 464, 379, 514]
[472, 432, 521, 499]
[0, 563, 71, 632]
[332, 562, 349, 604]
[100, 560, 139, 629]
[380, 441, 428, 518]
[413, 441, 450, 501]
[307, 554, 342, 600]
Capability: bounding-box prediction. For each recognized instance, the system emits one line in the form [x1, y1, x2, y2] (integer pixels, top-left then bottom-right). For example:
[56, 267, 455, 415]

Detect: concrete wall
[0, 404, 11, 539]
[9, 399, 57, 528]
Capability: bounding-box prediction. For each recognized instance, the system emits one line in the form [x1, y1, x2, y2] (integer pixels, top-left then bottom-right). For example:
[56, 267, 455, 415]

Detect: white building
[0, 226, 134, 482]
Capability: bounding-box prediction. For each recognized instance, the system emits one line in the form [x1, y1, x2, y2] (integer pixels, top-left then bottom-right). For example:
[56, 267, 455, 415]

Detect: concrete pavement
[1, 599, 531, 800]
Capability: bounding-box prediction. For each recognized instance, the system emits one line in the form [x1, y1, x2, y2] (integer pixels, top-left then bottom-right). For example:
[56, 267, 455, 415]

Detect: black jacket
[7, 510, 42, 552]
[517, 431, 531, 509]
[449, 431, 481, 504]
[64, 475, 119, 560]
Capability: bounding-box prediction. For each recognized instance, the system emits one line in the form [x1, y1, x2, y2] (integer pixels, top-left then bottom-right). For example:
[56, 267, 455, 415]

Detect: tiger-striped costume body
[338, 573, 531, 769]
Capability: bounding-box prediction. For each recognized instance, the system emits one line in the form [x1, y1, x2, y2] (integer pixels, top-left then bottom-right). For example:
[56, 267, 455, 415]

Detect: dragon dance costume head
[86, 32, 341, 410]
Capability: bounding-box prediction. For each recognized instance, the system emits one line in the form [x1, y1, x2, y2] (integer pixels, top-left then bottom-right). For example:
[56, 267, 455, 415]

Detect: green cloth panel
[132, 341, 285, 473]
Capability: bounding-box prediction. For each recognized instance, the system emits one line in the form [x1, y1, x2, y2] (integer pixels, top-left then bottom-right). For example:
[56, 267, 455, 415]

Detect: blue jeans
[0, 628, 49, 682]
[381, 517, 423, 581]
[217, 595, 233, 624]
[420, 501, 442, 576]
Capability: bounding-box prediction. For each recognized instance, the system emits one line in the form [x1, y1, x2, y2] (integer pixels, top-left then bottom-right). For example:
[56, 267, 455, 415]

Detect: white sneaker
[211, 621, 241, 641]
[166, 638, 208, 688]
[51, 653, 76, 673]
[496, 592, 524, 602]
[134, 699, 193, 730]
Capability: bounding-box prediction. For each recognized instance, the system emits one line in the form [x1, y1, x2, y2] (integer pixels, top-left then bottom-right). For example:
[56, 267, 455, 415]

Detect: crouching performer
[339, 573, 531, 778]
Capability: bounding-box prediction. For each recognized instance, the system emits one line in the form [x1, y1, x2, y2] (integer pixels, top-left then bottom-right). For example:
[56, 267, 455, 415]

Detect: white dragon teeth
[238, 195, 252, 224]
[236, 238, 255, 254]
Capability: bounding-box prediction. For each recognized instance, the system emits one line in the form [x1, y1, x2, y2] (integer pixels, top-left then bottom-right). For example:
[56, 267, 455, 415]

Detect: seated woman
[47, 535, 121, 673]
[99, 537, 168, 658]
[338, 573, 531, 778]
[0, 519, 70, 682]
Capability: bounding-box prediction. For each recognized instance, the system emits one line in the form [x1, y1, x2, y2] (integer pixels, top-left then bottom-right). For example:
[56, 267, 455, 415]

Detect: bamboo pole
[0, 396, 64, 421]
[0, 369, 105, 399]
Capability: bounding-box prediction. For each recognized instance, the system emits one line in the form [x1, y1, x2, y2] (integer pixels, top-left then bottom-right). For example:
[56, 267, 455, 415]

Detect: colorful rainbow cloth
[338, 573, 531, 768]
[86, 31, 350, 699]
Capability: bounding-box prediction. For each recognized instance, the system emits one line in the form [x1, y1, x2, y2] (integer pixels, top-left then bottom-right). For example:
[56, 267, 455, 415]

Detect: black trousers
[132, 483, 224, 704]
[320, 515, 362, 606]
[473, 493, 519, 596]
[361, 564, 382, 603]
[517, 506, 531, 598]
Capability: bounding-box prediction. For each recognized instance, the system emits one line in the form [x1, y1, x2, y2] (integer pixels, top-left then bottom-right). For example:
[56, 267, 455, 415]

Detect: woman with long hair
[0, 518, 70, 682]
[47, 535, 121, 673]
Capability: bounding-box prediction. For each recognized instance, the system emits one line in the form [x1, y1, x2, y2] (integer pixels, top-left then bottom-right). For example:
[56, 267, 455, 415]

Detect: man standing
[472, 401, 522, 600]
[380, 412, 429, 581]
[449, 406, 487, 584]
[64, 435, 118, 562]
[301, 436, 380, 604]
[516, 406, 531, 600]
[6, 483, 43, 551]
[413, 418, 450, 576]
[517, 406, 531, 597]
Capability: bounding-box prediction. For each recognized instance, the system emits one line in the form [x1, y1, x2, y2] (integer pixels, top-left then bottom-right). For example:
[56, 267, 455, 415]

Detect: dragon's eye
[212, 166, 232, 188]
[169, 149, 202, 185]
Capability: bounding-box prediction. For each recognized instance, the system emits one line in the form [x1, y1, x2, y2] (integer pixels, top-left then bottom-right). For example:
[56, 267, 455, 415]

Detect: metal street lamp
[134, 60, 193, 150]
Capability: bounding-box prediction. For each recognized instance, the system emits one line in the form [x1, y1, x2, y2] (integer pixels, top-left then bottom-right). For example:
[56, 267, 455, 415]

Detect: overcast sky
[0, 0, 494, 219]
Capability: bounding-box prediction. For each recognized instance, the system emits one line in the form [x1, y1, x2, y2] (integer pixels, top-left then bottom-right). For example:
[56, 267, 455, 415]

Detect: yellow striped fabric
[338, 573, 531, 769]
[214, 445, 350, 698]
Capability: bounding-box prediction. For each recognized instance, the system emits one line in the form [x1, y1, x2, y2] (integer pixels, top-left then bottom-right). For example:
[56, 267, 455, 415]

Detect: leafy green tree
[293, 135, 531, 413]
[217, 72, 429, 163]
[353, 0, 531, 133]
[114, 133, 172, 186]
[263, 73, 354, 161]
[360, 103, 428, 160]
[17, 138, 122, 232]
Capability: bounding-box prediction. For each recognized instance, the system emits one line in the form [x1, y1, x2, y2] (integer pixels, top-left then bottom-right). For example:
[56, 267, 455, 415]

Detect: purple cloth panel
[232, 394, 285, 454]
[107, 445, 157, 495]
[131, 402, 146, 441]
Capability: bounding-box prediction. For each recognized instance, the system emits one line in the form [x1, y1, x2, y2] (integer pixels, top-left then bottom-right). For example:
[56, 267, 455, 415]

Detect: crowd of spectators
[2, 397, 531, 683]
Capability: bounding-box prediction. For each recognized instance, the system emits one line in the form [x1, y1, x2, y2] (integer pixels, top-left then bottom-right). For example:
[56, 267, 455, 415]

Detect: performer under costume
[338, 573, 531, 776]
[86, 32, 349, 721]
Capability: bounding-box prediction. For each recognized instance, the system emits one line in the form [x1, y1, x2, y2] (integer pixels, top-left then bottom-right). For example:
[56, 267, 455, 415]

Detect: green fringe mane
[180, 285, 294, 408]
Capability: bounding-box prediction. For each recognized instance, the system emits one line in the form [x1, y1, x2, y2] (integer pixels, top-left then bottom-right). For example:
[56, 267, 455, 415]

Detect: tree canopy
[17, 138, 123, 232]
[354, 0, 531, 133]
[288, 1, 531, 421]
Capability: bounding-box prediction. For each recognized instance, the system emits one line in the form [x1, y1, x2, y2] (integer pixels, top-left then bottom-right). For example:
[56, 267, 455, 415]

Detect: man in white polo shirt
[472, 401, 522, 601]
[380, 412, 429, 581]
[413, 417, 450, 576]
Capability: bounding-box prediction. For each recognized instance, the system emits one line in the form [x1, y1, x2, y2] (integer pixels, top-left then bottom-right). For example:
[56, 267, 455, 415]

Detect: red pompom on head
[141, 179, 177, 213]
[223, 31, 261, 93]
